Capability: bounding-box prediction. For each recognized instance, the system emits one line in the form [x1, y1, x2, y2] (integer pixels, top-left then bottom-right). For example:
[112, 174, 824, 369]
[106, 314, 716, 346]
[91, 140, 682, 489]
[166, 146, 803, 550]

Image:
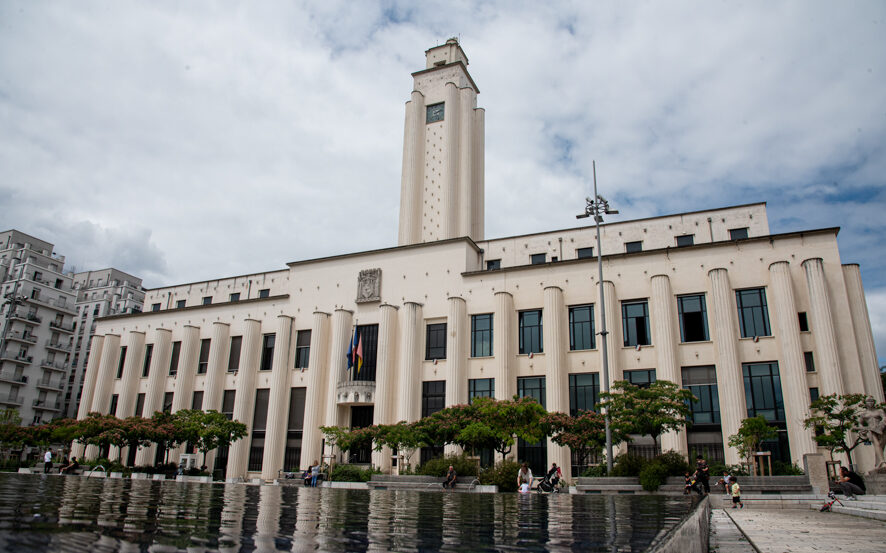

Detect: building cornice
[286, 236, 482, 268]
[96, 294, 290, 322]
[411, 61, 479, 94]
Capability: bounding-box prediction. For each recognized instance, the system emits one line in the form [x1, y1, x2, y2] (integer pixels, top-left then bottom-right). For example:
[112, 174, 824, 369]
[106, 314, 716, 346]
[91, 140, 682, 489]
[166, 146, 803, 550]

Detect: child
[682, 471, 694, 495]
[731, 477, 743, 509]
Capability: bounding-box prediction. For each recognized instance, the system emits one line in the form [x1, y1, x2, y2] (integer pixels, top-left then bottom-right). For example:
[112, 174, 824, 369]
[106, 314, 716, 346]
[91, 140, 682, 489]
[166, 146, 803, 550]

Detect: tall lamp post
[576, 160, 618, 472]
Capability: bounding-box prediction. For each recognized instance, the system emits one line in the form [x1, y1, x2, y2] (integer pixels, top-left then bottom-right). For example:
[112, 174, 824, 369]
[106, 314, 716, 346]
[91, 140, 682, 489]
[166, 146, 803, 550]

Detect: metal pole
[593, 161, 614, 473]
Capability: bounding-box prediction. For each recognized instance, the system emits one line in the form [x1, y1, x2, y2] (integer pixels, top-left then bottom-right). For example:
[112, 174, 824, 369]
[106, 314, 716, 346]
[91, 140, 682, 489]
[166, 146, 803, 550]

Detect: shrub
[416, 454, 479, 477]
[610, 454, 648, 477]
[581, 464, 608, 477]
[330, 464, 379, 482]
[708, 462, 748, 477]
[639, 462, 670, 491]
[653, 451, 690, 476]
[773, 461, 804, 476]
[478, 459, 521, 492]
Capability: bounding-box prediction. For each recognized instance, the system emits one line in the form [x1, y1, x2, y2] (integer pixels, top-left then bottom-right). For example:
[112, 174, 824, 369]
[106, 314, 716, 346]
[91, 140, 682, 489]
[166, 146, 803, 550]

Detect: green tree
[373, 421, 424, 470]
[541, 410, 616, 470]
[728, 416, 778, 463]
[803, 393, 870, 467]
[597, 380, 695, 452]
[189, 410, 247, 467]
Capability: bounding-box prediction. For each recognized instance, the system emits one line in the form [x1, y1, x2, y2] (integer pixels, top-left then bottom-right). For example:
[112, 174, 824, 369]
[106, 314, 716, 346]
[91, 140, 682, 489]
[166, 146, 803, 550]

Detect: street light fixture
[576, 160, 618, 472]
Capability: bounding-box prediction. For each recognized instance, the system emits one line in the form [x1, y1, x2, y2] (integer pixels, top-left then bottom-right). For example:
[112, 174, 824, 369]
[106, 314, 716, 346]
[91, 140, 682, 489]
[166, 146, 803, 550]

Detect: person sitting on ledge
[443, 465, 457, 490]
[833, 466, 866, 500]
[60, 456, 79, 475]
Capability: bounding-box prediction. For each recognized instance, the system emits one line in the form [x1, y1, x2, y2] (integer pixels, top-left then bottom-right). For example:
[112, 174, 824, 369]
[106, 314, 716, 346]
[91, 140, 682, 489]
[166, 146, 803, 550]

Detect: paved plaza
[711, 508, 886, 553]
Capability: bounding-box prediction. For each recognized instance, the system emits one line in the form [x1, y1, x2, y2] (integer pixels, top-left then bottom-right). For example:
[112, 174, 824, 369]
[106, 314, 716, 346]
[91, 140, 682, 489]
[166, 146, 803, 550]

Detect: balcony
[0, 373, 27, 385]
[8, 311, 41, 324]
[0, 396, 23, 407]
[44, 340, 72, 353]
[49, 321, 75, 333]
[0, 352, 34, 365]
[40, 359, 67, 372]
[5, 330, 37, 345]
[32, 399, 61, 412]
[36, 379, 64, 391]
[336, 380, 376, 406]
[25, 296, 77, 315]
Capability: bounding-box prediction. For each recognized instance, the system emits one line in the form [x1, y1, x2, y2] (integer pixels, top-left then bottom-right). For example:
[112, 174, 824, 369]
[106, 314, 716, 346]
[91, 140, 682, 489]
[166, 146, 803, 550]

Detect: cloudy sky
[1, 1, 884, 362]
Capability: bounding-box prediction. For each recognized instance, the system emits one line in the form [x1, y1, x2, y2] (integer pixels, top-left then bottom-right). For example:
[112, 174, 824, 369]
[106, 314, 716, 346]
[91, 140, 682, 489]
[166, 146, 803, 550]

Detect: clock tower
[398, 38, 485, 245]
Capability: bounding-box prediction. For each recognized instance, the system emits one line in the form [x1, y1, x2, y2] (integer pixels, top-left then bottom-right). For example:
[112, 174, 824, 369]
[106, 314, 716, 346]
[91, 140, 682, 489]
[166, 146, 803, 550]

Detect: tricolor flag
[346, 328, 363, 374]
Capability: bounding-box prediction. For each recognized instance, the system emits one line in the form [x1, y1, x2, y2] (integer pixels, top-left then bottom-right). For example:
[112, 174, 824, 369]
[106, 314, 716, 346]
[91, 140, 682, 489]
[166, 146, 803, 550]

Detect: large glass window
[576, 247, 594, 259]
[519, 310, 543, 354]
[742, 362, 785, 422]
[191, 391, 204, 411]
[351, 324, 379, 381]
[622, 300, 650, 347]
[141, 344, 153, 378]
[134, 393, 145, 417]
[294, 330, 311, 369]
[569, 373, 599, 416]
[425, 323, 447, 360]
[116, 346, 127, 379]
[678, 294, 709, 342]
[517, 377, 547, 474]
[284, 388, 306, 471]
[682, 366, 720, 425]
[259, 334, 275, 371]
[530, 253, 546, 265]
[168, 341, 181, 376]
[468, 378, 495, 401]
[227, 336, 242, 373]
[248, 389, 270, 472]
[471, 314, 493, 357]
[517, 377, 546, 408]
[422, 381, 446, 417]
[569, 305, 595, 350]
[197, 339, 211, 374]
[625, 369, 656, 388]
[736, 288, 771, 338]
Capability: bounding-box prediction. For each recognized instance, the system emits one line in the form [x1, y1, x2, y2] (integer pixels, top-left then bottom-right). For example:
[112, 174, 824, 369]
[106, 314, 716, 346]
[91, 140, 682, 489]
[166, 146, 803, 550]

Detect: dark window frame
[625, 241, 643, 253]
[736, 288, 771, 338]
[227, 336, 242, 373]
[197, 338, 211, 374]
[421, 381, 446, 417]
[530, 253, 546, 265]
[622, 300, 651, 347]
[576, 247, 594, 259]
[468, 378, 495, 402]
[568, 373, 599, 416]
[294, 330, 311, 369]
[676, 235, 694, 247]
[259, 333, 275, 371]
[425, 323, 447, 360]
[518, 310, 543, 355]
[677, 294, 710, 342]
[470, 314, 493, 357]
[568, 304, 595, 351]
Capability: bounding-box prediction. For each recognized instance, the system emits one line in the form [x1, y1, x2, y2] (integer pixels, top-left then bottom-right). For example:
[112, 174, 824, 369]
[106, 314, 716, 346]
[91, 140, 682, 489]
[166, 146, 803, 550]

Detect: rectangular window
[229, 293, 240, 302]
[530, 253, 546, 265]
[798, 312, 809, 332]
[470, 314, 493, 357]
[294, 330, 311, 369]
[804, 351, 815, 372]
[168, 341, 182, 376]
[115, 346, 127, 379]
[742, 362, 785, 422]
[134, 393, 145, 417]
[202, 296, 212, 305]
[421, 381, 446, 417]
[351, 324, 378, 381]
[248, 388, 270, 472]
[676, 235, 694, 247]
[151, 303, 160, 312]
[517, 376, 546, 408]
[162, 391, 174, 413]
[625, 241, 643, 253]
[260, 334, 275, 371]
[678, 294, 709, 342]
[729, 227, 749, 240]
[468, 378, 495, 402]
[736, 288, 771, 338]
[228, 336, 242, 373]
[518, 310, 543, 354]
[197, 338, 211, 374]
[622, 300, 651, 346]
[517, 376, 547, 474]
[191, 391, 204, 411]
[221, 390, 236, 419]
[109, 394, 118, 416]
[568, 305, 595, 350]
[682, 366, 720, 425]
[176, 300, 186, 309]
[284, 387, 307, 471]
[576, 247, 594, 259]
[259, 289, 270, 298]
[625, 369, 656, 388]
[568, 373, 599, 416]
[425, 323, 447, 360]
[486, 259, 501, 271]
[141, 344, 153, 378]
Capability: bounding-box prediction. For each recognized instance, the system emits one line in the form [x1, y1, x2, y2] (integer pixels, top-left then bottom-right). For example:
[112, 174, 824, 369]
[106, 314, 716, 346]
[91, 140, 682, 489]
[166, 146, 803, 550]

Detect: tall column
[171, 325, 201, 413]
[543, 286, 569, 471]
[301, 311, 330, 476]
[769, 262, 818, 461]
[71, 335, 105, 459]
[442, 82, 460, 239]
[398, 91, 425, 246]
[471, 108, 485, 241]
[843, 265, 884, 401]
[457, 87, 474, 237]
[802, 258, 844, 396]
[227, 318, 262, 480]
[708, 268, 745, 465]
[601, 281, 620, 384]
[493, 292, 515, 400]
[203, 322, 231, 412]
[116, 331, 146, 419]
[261, 315, 294, 481]
[372, 304, 399, 472]
[650, 274, 686, 455]
[135, 328, 171, 466]
[397, 302, 423, 424]
[324, 309, 352, 432]
[90, 334, 121, 414]
[446, 296, 467, 407]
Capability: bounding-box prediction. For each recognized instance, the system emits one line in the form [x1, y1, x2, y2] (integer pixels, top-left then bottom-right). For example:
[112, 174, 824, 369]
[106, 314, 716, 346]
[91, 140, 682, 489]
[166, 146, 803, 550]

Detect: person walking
[695, 455, 710, 494]
[43, 449, 53, 474]
[731, 477, 743, 509]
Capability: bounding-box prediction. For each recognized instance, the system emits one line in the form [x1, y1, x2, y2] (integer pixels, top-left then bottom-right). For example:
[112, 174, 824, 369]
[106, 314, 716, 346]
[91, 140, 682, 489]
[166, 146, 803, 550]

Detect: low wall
[647, 497, 710, 553]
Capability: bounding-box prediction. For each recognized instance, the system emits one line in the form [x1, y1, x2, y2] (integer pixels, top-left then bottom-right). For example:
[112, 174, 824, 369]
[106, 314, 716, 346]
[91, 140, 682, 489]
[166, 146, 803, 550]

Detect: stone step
[829, 505, 886, 521]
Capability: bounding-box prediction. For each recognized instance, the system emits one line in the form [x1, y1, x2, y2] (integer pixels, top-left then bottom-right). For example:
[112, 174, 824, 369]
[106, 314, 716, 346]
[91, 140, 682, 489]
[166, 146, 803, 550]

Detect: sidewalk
[712, 508, 886, 553]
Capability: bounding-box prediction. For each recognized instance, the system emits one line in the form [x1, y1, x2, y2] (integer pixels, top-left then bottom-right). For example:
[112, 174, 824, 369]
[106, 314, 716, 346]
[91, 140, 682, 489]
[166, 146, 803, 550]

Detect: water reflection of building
[71, 38, 883, 479]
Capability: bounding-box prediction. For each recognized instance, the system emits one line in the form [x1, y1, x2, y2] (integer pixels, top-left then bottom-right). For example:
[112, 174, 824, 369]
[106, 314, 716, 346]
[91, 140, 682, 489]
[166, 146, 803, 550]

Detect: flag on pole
[355, 333, 363, 375]
[346, 328, 359, 371]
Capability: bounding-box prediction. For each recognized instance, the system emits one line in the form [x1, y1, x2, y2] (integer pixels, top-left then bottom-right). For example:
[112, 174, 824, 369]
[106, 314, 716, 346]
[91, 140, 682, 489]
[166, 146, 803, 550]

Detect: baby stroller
[536, 473, 562, 493]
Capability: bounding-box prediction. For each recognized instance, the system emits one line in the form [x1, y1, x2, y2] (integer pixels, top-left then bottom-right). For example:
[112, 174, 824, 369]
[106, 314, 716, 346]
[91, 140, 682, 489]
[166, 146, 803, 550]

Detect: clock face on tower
[426, 102, 444, 123]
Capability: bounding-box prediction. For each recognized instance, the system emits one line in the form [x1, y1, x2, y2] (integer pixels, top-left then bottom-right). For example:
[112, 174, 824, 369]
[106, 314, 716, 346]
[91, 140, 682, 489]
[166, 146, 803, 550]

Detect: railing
[36, 379, 63, 390]
[49, 321, 75, 333]
[13, 354, 34, 364]
[5, 330, 37, 344]
[32, 399, 61, 411]
[40, 360, 67, 371]
[44, 340, 72, 353]
[0, 373, 27, 384]
[9, 311, 41, 323]
[0, 396, 23, 406]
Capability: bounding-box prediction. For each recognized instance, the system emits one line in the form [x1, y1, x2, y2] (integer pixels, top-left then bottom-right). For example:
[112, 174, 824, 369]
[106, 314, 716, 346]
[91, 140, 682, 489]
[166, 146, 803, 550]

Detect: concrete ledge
[17, 468, 31, 474]
[647, 497, 710, 553]
[321, 481, 369, 489]
[130, 472, 151, 480]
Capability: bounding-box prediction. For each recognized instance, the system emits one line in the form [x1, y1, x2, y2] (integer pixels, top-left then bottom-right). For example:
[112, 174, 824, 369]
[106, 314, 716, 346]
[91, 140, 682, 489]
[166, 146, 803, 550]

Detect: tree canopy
[597, 380, 695, 450]
[803, 393, 871, 467]
[728, 416, 778, 462]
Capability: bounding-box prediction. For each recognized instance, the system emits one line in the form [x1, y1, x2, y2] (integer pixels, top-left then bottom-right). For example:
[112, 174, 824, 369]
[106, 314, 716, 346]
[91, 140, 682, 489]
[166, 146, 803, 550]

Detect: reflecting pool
[0, 474, 697, 552]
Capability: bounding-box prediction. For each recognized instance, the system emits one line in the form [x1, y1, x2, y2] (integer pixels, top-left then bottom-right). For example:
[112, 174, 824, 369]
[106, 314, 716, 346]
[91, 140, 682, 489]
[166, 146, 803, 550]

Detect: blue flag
[346, 328, 358, 370]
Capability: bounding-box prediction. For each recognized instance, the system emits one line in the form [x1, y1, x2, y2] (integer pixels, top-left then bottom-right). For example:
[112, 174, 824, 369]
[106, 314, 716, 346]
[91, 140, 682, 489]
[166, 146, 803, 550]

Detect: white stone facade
[74, 40, 882, 479]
